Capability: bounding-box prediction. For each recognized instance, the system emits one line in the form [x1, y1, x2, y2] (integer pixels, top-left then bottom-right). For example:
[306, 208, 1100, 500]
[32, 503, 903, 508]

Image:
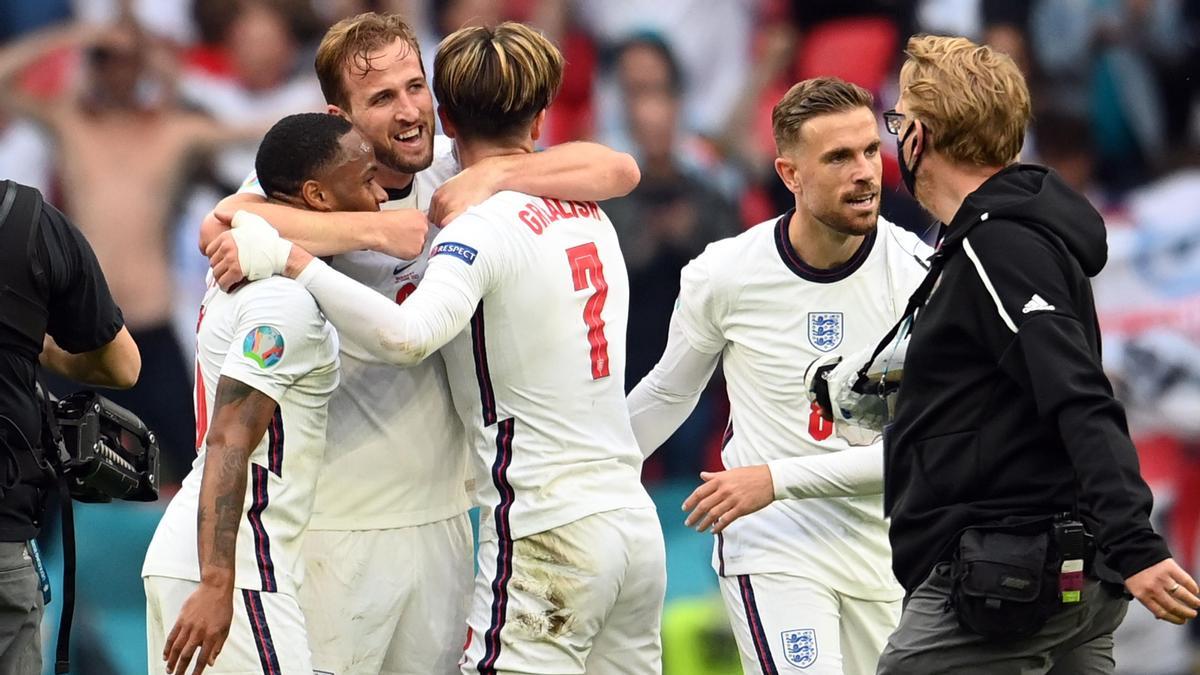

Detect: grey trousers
[0, 542, 43, 674]
[877, 564, 1128, 675]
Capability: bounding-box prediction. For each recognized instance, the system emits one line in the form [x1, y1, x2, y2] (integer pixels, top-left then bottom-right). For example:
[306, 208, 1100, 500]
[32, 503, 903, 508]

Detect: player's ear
[328, 104, 350, 120]
[437, 107, 457, 139]
[774, 156, 801, 195]
[300, 179, 331, 211]
[530, 109, 547, 142]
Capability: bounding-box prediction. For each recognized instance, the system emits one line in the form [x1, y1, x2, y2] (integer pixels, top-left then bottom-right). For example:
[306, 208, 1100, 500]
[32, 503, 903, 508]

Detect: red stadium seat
[795, 16, 899, 94]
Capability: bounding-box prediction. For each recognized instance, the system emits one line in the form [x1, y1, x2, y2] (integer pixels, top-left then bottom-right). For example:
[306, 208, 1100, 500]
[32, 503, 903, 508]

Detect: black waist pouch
[950, 527, 1061, 640]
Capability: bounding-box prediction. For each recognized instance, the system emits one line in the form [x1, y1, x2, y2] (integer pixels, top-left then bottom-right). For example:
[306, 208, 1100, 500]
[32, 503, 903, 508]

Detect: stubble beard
[815, 204, 879, 238]
[375, 142, 434, 176]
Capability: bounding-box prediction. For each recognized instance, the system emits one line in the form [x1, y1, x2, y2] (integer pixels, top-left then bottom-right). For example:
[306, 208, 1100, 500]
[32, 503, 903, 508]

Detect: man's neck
[787, 206, 864, 270]
[926, 160, 1007, 225]
[456, 137, 533, 169]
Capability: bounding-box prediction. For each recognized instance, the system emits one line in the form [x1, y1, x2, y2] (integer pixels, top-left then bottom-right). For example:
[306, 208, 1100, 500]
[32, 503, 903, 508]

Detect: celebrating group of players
[141, 11, 927, 675]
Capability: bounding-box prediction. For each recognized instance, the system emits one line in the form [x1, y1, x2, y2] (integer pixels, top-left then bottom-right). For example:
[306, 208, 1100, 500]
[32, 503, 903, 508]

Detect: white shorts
[301, 513, 474, 675]
[144, 575, 311, 675]
[718, 572, 900, 675]
[460, 507, 665, 675]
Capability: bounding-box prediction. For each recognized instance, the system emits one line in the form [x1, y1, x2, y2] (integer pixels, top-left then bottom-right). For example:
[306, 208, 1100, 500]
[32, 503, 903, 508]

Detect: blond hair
[315, 12, 422, 110]
[433, 22, 563, 140]
[899, 35, 1030, 166]
[772, 77, 875, 153]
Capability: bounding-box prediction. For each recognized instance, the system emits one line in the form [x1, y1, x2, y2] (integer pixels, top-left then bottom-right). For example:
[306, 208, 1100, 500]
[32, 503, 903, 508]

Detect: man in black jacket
[863, 35, 1199, 673]
[0, 179, 139, 672]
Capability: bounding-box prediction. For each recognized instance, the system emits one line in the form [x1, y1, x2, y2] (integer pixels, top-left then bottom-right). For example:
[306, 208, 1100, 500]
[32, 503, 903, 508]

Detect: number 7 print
[565, 243, 611, 380]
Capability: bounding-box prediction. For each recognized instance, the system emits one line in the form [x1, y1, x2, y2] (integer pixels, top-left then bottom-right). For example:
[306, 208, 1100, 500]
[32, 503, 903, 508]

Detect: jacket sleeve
[963, 223, 1170, 580]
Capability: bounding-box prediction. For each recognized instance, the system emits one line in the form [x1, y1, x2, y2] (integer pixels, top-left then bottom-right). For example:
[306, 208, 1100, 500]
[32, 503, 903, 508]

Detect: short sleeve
[41, 202, 124, 352]
[236, 170, 267, 198]
[673, 248, 728, 354]
[219, 281, 332, 403]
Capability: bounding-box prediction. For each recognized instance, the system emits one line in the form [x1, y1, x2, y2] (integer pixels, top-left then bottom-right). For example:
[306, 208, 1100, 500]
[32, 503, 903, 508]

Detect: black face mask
[897, 122, 923, 198]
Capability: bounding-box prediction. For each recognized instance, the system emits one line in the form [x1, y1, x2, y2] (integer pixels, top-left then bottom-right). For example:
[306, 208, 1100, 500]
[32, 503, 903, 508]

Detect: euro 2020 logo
[244, 325, 285, 369]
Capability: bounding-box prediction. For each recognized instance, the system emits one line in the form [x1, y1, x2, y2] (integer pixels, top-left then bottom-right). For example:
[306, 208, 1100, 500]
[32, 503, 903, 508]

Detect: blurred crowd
[1, 0, 1199, 672]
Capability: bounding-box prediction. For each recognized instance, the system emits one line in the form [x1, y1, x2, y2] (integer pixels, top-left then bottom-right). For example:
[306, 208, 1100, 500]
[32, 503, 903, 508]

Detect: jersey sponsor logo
[393, 259, 418, 275]
[431, 242, 478, 265]
[243, 325, 285, 368]
[808, 312, 843, 352]
[781, 628, 818, 668]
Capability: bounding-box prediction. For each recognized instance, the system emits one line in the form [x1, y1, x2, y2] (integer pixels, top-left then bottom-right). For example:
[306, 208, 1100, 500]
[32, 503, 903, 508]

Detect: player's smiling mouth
[393, 126, 422, 147]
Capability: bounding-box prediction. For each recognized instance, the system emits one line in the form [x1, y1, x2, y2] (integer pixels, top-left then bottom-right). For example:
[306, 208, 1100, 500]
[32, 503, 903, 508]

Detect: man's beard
[375, 142, 434, 175]
[814, 204, 879, 237]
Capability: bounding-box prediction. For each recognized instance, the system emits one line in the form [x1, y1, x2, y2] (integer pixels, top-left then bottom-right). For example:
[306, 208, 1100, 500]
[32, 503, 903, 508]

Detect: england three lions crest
[808, 312, 843, 352]
[782, 628, 818, 668]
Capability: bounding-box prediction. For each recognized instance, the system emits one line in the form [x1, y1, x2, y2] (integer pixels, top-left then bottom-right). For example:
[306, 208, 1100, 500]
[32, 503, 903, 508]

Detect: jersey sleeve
[627, 311, 721, 456]
[767, 445, 884, 500]
[292, 211, 506, 367]
[236, 170, 266, 198]
[219, 282, 330, 403]
[41, 202, 125, 352]
[674, 246, 730, 354]
[421, 210, 507, 304]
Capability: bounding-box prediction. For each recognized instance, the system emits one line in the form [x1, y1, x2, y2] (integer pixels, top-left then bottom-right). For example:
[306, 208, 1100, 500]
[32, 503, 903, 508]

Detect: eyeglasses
[883, 109, 906, 136]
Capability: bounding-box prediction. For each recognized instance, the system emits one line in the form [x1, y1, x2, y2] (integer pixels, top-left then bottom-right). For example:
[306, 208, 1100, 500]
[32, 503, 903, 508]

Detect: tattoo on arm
[196, 376, 277, 585]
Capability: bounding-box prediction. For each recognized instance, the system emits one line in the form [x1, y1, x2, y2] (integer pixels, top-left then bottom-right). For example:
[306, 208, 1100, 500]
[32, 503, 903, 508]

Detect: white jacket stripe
[963, 239, 1017, 333]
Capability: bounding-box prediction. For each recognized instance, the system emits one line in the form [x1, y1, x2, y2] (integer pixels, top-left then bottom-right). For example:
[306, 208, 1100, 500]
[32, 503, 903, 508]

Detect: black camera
[49, 391, 160, 503]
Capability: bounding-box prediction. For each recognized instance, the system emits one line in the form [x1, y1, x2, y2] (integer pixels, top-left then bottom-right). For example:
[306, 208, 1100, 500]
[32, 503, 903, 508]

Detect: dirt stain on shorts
[510, 529, 592, 639]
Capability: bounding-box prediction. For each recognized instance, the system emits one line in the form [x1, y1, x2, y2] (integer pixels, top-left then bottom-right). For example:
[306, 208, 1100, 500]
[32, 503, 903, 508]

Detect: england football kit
[143, 275, 339, 674]
[237, 136, 473, 674]
[276, 190, 666, 674]
[629, 212, 932, 674]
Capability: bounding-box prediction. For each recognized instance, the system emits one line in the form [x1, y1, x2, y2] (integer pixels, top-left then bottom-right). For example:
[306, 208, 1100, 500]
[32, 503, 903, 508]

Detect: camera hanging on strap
[38, 379, 160, 674]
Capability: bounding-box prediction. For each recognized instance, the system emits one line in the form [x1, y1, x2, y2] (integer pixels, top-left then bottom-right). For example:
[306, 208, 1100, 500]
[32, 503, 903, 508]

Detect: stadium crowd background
[0, 0, 1197, 672]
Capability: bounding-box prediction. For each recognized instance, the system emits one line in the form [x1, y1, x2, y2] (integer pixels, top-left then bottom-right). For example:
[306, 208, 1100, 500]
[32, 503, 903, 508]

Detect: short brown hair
[314, 12, 423, 110]
[772, 77, 874, 153]
[433, 22, 563, 141]
[899, 35, 1030, 166]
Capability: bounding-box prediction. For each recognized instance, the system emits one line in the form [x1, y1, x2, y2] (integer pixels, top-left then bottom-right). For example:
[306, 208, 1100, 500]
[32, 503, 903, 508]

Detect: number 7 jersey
[429, 191, 654, 541]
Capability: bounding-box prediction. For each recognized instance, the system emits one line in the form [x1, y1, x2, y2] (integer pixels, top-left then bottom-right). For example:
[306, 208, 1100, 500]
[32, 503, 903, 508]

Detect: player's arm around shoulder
[274, 213, 502, 369]
[202, 171, 428, 279]
[428, 142, 639, 225]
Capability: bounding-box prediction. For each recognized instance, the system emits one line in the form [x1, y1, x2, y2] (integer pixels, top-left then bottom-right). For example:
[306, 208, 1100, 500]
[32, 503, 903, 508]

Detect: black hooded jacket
[884, 164, 1170, 593]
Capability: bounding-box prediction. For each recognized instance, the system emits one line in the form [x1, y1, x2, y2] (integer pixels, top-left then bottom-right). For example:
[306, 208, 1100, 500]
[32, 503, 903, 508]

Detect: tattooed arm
[164, 376, 277, 675]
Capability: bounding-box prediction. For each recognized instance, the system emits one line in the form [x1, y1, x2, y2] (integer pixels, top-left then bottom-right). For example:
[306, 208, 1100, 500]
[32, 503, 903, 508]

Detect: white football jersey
[236, 136, 471, 530]
[678, 212, 930, 601]
[142, 277, 339, 595]
[428, 191, 654, 541]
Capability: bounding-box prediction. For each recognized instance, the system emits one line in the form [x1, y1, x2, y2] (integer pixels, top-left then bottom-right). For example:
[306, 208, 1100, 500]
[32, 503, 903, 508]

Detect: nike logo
[1022, 294, 1055, 314]
[393, 260, 418, 275]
